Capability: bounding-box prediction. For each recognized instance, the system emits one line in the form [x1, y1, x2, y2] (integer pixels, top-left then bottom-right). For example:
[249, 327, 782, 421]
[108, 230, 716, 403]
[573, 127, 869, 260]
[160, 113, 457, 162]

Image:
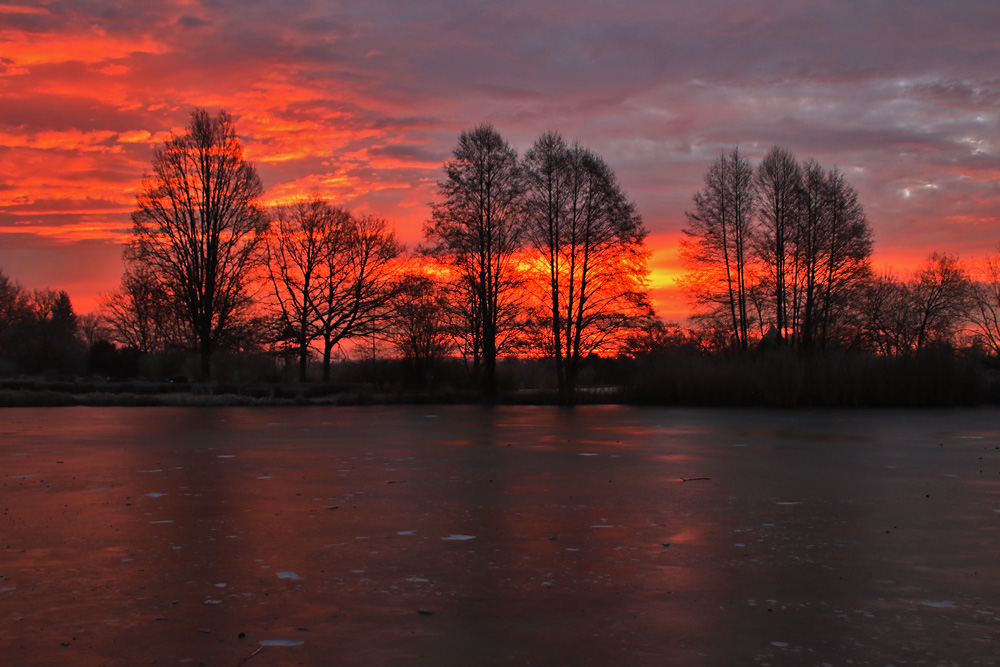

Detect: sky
[1, 0, 998, 320]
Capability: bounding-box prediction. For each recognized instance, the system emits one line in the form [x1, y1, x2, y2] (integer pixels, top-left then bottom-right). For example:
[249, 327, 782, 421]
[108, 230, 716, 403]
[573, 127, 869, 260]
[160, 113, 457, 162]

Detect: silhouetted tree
[681, 148, 757, 351]
[0, 269, 30, 370]
[968, 247, 1000, 355]
[265, 198, 350, 381]
[100, 263, 177, 354]
[127, 108, 267, 379]
[386, 272, 453, 386]
[523, 132, 652, 399]
[812, 168, 873, 348]
[790, 163, 873, 350]
[423, 124, 525, 395]
[22, 289, 80, 374]
[910, 252, 971, 353]
[311, 212, 401, 381]
[755, 146, 802, 343]
[859, 255, 971, 356]
[858, 272, 914, 355]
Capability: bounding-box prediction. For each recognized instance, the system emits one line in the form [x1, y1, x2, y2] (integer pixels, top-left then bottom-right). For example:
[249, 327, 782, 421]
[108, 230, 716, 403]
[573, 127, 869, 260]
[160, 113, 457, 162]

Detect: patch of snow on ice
[923, 600, 958, 608]
[441, 534, 476, 540]
[259, 639, 304, 646]
[147, 492, 167, 497]
[277, 571, 303, 580]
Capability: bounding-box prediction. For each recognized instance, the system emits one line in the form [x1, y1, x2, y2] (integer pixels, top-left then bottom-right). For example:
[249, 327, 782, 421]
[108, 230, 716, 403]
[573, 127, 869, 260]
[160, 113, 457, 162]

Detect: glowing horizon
[1, 1, 997, 321]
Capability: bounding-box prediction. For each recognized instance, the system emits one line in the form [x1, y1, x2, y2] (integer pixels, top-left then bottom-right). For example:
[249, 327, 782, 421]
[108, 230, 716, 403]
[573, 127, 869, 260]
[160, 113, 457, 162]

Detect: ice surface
[4, 405, 1000, 666]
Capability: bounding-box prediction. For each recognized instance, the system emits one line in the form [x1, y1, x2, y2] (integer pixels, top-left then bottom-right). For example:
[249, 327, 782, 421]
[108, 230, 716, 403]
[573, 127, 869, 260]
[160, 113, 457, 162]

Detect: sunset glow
[1, 1, 997, 318]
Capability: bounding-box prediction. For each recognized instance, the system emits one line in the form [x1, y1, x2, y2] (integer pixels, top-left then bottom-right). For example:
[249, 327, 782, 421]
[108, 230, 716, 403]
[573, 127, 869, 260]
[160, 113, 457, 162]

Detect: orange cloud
[1, 30, 166, 67]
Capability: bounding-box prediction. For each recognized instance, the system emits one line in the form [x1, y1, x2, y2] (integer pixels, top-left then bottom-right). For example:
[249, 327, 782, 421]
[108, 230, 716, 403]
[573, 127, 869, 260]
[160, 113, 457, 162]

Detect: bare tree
[265, 199, 349, 381]
[423, 124, 525, 395]
[385, 272, 453, 386]
[910, 252, 971, 353]
[817, 168, 873, 348]
[523, 132, 651, 399]
[128, 108, 267, 379]
[680, 147, 757, 351]
[755, 146, 802, 343]
[0, 269, 30, 366]
[791, 163, 874, 350]
[859, 255, 971, 356]
[312, 213, 401, 381]
[100, 263, 177, 354]
[858, 272, 917, 356]
[967, 247, 1000, 355]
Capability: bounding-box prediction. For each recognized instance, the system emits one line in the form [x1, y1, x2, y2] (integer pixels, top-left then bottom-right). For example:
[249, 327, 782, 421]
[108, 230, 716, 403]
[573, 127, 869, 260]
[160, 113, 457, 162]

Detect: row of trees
[100, 110, 652, 399]
[681, 146, 1000, 358]
[5, 111, 997, 402]
[682, 147, 873, 351]
[423, 127, 651, 397]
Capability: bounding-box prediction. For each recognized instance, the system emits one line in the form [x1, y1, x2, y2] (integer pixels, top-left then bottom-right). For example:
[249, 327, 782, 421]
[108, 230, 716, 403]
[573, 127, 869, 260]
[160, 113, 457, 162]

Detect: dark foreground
[2, 406, 999, 666]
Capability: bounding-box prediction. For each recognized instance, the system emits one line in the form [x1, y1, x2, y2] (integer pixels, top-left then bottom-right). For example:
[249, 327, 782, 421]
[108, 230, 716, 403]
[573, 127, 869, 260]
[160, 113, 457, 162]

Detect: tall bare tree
[681, 147, 757, 351]
[312, 212, 401, 381]
[755, 146, 802, 343]
[423, 124, 525, 395]
[128, 109, 267, 378]
[265, 199, 349, 381]
[524, 132, 651, 399]
[814, 167, 873, 348]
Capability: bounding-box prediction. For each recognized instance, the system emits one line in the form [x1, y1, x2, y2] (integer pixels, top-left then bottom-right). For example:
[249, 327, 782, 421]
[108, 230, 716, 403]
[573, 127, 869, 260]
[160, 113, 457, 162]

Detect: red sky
[1, 0, 998, 321]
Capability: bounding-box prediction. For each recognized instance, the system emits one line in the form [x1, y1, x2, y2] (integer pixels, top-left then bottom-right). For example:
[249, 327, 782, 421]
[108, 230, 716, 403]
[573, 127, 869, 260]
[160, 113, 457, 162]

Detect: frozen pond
[1, 405, 999, 665]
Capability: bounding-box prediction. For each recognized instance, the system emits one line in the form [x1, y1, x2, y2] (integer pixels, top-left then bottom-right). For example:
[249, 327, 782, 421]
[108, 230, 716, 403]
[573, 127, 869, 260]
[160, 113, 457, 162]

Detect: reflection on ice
[1, 405, 998, 665]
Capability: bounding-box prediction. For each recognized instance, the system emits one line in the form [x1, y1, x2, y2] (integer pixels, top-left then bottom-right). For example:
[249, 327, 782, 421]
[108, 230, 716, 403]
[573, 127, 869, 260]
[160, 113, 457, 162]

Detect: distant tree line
[3, 111, 999, 406]
[0, 271, 81, 376]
